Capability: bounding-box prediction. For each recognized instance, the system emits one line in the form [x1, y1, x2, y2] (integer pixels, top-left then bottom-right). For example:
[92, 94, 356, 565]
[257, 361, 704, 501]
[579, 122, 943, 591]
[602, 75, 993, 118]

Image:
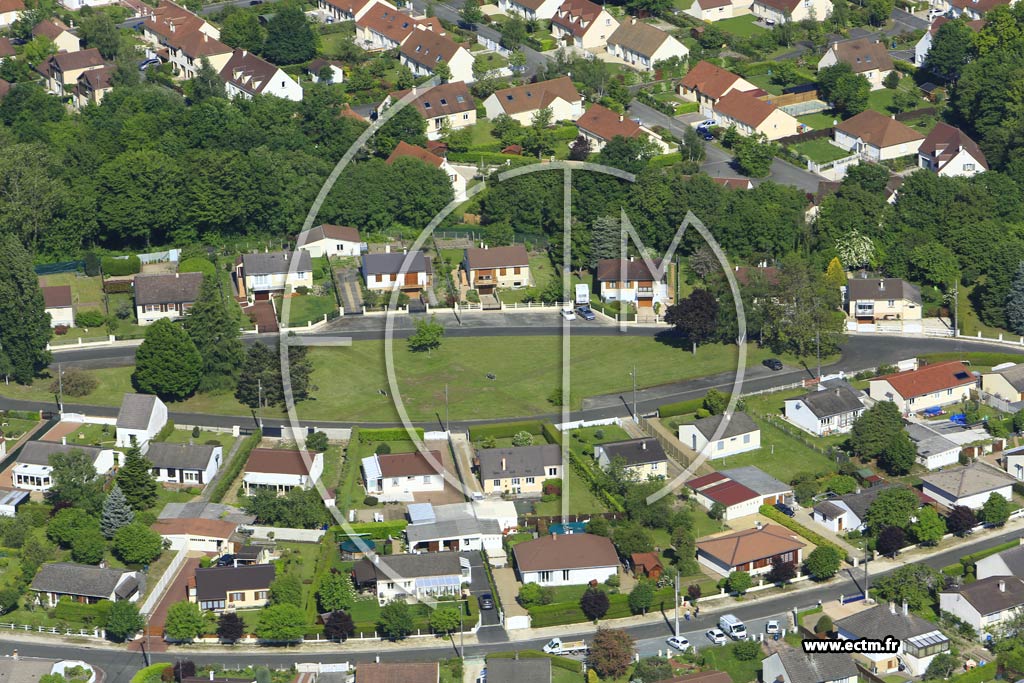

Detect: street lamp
[629, 364, 638, 422]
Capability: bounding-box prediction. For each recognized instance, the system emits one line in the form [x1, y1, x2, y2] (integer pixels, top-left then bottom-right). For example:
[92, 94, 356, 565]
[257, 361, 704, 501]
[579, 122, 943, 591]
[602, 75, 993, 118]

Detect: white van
[718, 614, 747, 640]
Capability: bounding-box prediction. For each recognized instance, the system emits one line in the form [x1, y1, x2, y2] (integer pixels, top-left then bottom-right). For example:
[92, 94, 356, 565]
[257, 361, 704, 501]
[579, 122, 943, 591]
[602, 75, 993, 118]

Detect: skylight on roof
[439, 98, 447, 105]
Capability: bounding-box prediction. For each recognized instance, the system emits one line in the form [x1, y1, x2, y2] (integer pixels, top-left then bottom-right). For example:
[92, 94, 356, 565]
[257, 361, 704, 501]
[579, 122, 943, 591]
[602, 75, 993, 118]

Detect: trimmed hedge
[659, 394, 732, 418]
[541, 423, 562, 445]
[759, 505, 843, 557]
[357, 428, 425, 443]
[153, 419, 176, 443]
[941, 563, 964, 577]
[101, 255, 141, 276]
[959, 539, 1018, 572]
[470, 421, 544, 441]
[920, 352, 1024, 368]
[333, 520, 408, 539]
[131, 664, 171, 683]
[4, 410, 40, 420]
[54, 598, 112, 624]
[102, 281, 133, 294]
[209, 430, 262, 503]
[487, 651, 582, 674]
[529, 586, 679, 627]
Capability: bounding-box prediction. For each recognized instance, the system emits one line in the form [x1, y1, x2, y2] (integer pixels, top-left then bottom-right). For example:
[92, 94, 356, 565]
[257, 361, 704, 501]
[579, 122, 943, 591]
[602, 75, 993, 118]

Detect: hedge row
[209, 430, 262, 503]
[4, 410, 40, 420]
[357, 428, 425, 443]
[153, 420, 176, 443]
[101, 255, 141, 276]
[486, 651, 582, 674]
[920, 352, 1024, 368]
[759, 505, 843, 557]
[941, 563, 964, 577]
[540, 423, 562, 445]
[959, 539, 1018, 571]
[469, 420, 545, 441]
[54, 598, 112, 624]
[659, 394, 732, 418]
[529, 586, 678, 627]
[131, 664, 171, 683]
[102, 281, 133, 294]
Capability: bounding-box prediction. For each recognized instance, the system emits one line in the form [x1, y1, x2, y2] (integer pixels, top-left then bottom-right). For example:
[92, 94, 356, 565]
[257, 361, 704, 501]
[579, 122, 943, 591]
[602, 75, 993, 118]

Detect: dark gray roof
[116, 393, 159, 430]
[771, 643, 858, 683]
[831, 484, 894, 521]
[813, 500, 844, 519]
[145, 442, 219, 470]
[362, 251, 430, 275]
[597, 437, 667, 466]
[16, 441, 103, 466]
[720, 466, 788, 495]
[134, 272, 203, 306]
[905, 423, 959, 460]
[992, 363, 1024, 392]
[478, 444, 562, 480]
[943, 576, 1024, 615]
[792, 385, 864, 418]
[241, 250, 312, 276]
[982, 544, 1024, 576]
[486, 659, 551, 683]
[31, 562, 132, 599]
[406, 517, 501, 543]
[691, 412, 759, 440]
[836, 604, 946, 641]
[846, 277, 922, 304]
[194, 564, 276, 601]
[353, 552, 461, 581]
[114, 575, 140, 599]
[158, 501, 256, 525]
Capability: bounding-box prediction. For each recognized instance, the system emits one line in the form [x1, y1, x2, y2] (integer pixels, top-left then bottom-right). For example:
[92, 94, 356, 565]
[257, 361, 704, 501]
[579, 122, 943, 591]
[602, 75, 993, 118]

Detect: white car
[560, 308, 576, 320]
[766, 620, 780, 635]
[698, 119, 717, 128]
[666, 635, 691, 651]
[706, 629, 728, 645]
[927, 7, 943, 17]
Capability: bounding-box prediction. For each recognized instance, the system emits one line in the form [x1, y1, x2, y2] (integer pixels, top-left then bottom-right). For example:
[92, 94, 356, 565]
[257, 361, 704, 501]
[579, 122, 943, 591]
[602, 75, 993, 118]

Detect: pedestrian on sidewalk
[685, 609, 690, 621]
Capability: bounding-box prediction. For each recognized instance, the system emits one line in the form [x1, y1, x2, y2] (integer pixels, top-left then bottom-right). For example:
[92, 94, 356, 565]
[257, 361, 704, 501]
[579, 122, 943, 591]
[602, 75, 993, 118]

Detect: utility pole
[816, 328, 821, 380]
[632, 364, 638, 423]
[674, 570, 680, 637]
[864, 546, 870, 602]
[444, 383, 449, 433]
[952, 279, 959, 338]
[257, 378, 263, 429]
[459, 608, 464, 660]
[57, 363, 63, 415]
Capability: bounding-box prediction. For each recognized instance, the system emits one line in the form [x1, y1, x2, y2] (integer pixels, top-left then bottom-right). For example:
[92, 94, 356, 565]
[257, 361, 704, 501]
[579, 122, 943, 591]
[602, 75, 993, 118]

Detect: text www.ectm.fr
[802, 637, 900, 654]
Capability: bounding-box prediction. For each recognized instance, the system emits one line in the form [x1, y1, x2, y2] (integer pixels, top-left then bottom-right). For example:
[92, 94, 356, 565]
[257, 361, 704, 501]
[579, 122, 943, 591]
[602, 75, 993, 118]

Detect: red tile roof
[696, 524, 805, 567]
[711, 177, 753, 190]
[696, 479, 760, 506]
[686, 471, 728, 490]
[387, 140, 444, 168]
[873, 360, 976, 400]
[681, 60, 744, 100]
[948, 0, 1009, 13]
[513, 533, 619, 572]
[357, 3, 423, 44]
[489, 76, 581, 116]
[376, 451, 443, 477]
[920, 122, 988, 171]
[41, 285, 72, 309]
[398, 28, 465, 69]
[390, 81, 474, 118]
[835, 110, 924, 149]
[595, 258, 664, 283]
[0, 0, 25, 13]
[245, 449, 317, 476]
[152, 518, 237, 538]
[464, 245, 530, 270]
[550, 0, 604, 39]
[577, 103, 641, 142]
[828, 38, 894, 75]
[714, 89, 779, 128]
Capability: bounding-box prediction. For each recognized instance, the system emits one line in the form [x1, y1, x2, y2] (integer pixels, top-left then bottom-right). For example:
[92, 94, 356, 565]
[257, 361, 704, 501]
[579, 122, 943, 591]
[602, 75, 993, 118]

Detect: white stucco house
[784, 382, 865, 436]
[353, 552, 469, 603]
[811, 484, 896, 535]
[976, 542, 1024, 580]
[13, 441, 119, 492]
[818, 38, 894, 90]
[833, 110, 925, 162]
[697, 523, 805, 577]
[762, 644, 858, 683]
[242, 448, 324, 496]
[296, 224, 362, 259]
[361, 451, 446, 502]
[221, 49, 303, 101]
[235, 251, 314, 301]
[549, 0, 619, 50]
[940, 576, 1024, 641]
[594, 437, 668, 480]
[362, 251, 432, 293]
[145, 442, 222, 486]
[514, 533, 618, 586]
[687, 467, 791, 521]
[752, 0, 832, 23]
[31, 563, 141, 608]
[1004, 444, 1024, 481]
[151, 517, 237, 554]
[594, 258, 670, 309]
[115, 393, 168, 449]
[134, 272, 204, 326]
[497, 0, 561, 20]
[906, 422, 961, 471]
[483, 76, 583, 125]
[42, 286, 74, 328]
[678, 412, 761, 459]
[605, 18, 688, 71]
[918, 122, 989, 177]
[919, 463, 1015, 510]
[405, 500, 517, 554]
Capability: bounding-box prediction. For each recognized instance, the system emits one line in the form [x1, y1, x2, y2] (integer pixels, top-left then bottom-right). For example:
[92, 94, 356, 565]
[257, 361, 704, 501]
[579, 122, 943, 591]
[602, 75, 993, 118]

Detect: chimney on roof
[175, 272, 179, 278]
[619, 114, 624, 122]
[879, 280, 885, 291]
[99, 560, 107, 569]
[242, 49, 247, 57]
[889, 602, 896, 614]
[902, 600, 908, 616]
[501, 457, 506, 471]
[631, 16, 637, 23]
[1000, 580, 1007, 593]
[642, 441, 646, 450]
[754, 521, 762, 530]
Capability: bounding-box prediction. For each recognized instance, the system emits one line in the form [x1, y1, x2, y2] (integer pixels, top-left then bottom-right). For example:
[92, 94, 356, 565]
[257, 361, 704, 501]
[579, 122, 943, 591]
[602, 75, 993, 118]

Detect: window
[463, 113, 469, 120]
[184, 471, 198, 482]
[540, 571, 552, 582]
[562, 570, 570, 580]
[743, 434, 750, 444]
[229, 592, 244, 602]
[391, 478, 400, 485]
[440, 98, 447, 105]
[422, 475, 432, 484]
[964, 163, 975, 171]
[548, 467, 557, 476]
[947, 388, 953, 395]
[256, 590, 268, 600]
[511, 478, 520, 485]
[717, 441, 724, 450]
[526, 477, 535, 484]
[201, 600, 225, 610]
[887, 299, 895, 307]
[167, 468, 176, 477]
[493, 479, 501, 487]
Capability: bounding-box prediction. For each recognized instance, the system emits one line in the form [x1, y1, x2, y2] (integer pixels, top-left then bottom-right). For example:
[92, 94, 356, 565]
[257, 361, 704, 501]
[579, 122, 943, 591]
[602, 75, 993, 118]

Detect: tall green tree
[911, 506, 947, 545]
[101, 484, 135, 539]
[235, 341, 314, 409]
[589, 215, 623, 268]
[256, 604, 306, 641]
[47, 507, 99, 548]
[105, 601, 144, 642]
[165, 601, 206, 642]
[1006, 262, 1024, 334]
[220, 10, 267, 52]
[133, 318, 203, 400]
[734, 133, 778, 178]
[864, 487, 920, 534]
[186, 273, 245, 391]
[628, 580, 655, 615]
[117, 445, 159, 511]
[0, 233, 51, 383]
[48, 450, 105, 515]
[262, 4, 317, 65]
[407, 317, 445, 354]
[269, 574, 303, 606]
[316, 570, 356, 612]
[191, 57, 227, 104]
[373, 105, 428, 157]
[70, 526, 107, 564]
[665, 288, 720, 347]
[460, 0, 483, 26]
[850, 399, 904, 459]
[924, 18, 977, 81]
[113, 522, 163, 565]
[500, 15, 527, 50]
[97, 150, 184, 246]
[589, 628, 634, 678]
[980, 491, 1013, 526]
[79, 12, 121, 59]
[879, 431, 916, 475]
[378, 600, 414, 640]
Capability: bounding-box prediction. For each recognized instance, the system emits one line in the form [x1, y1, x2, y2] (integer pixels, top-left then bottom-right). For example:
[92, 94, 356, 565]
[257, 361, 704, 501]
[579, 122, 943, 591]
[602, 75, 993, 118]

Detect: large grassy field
[708, 415, 839, 482]
[4, 338, 789, 422]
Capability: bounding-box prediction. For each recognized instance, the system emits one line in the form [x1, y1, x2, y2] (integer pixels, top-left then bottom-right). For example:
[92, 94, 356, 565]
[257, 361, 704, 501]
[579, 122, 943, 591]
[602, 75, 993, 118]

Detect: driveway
[460, 551, 507, 641]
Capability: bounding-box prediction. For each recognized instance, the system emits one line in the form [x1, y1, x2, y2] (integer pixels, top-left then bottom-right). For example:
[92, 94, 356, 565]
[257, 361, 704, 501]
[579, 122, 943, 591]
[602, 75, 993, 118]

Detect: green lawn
[958, 283, 1016, 339]
[39, 272, 104, 308]
[61, 422, 117, 447]
[745, 74, 783, 96]
[716, 15, 767, 37]
[867, 87, 897, 115]
[792, 137, 851, 163]
[797, 111, 839, 130]
[281, 294, 337, 325]
[162, 429, 236, 450]
[469, 119, 497, 148]
[533, 461, 609, 515]
[708, 415, 838, 482]
[699, 641, 763, 683]
[474, 52, 509, 73]
[0, 417, 39, 440]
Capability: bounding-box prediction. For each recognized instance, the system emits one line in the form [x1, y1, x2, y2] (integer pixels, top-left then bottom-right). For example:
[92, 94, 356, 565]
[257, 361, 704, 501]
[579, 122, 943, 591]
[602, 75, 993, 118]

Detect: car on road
[774, 502, 796, 517]
[478, 593, 494, 610]
[701, 130, 715, 141]
[576, 306, 596, 321]
[763, 358, 783, 371]
[138, 58, 161, 71]
[666, 635, 691, 651]
[766, 620, 780, 635]
[706, 629, 728, 645]
[560, 308, 576, 321]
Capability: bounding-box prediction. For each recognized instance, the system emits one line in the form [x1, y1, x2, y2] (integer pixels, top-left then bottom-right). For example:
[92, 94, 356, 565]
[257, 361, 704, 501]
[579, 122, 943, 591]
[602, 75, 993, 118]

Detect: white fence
[59, 413, 117, 426]
[806, 154, 859, 180]
[0, 623, 104, 640]
[476, 34, 510, 57]
[555, 417, 622, 431]
[246, 526, 326, 543]
[296, 663, 351, 674]
[139, 547, 190, 616]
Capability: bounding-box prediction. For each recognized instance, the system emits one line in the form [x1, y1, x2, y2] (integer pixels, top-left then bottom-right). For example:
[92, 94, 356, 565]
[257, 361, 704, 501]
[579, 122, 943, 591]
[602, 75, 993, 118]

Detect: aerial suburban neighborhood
[6, 0, 1024, 680]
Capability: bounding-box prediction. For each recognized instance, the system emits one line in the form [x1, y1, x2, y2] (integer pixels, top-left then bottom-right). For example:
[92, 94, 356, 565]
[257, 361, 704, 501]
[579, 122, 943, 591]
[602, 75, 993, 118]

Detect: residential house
[687, 467, 791, 521]
[188, 564, 276, 612]
[242, 448, 324, 496]
[0, 0, 22, 27]
[462, 245, 531, 293]
[387, 141, 467, 202]
[234, 250, 314, 300]
[306, 58, 345, 84]
[906, 422, 961, 470]
[513, 533, 619, 586]
[631, 552, 663, 579]
[296, 224, 362, 259]
[975, 540, 1024, 580]
[13, 442, 118, 492]
[784, 382, 865, 436]
[152, 517, 237, 553]
[982, 362, 1024, 403]
[549, 0, 619, 50]
[697, 523, 805, 577]
[915, 16, 984, 65]
[752, 0, 832, 23]
[42, 285, 74, 328]
[487, 660, 550, 683]
[679, 61, 757, 118]
[678, 412, 761, 458]
[594, 257, 669, 309]
[833, 110, 925, 162]
[483, 76, 583, 125]
[357, 664, 439, 683]
[845, 276, 922, 322]
[576, 103, 671, 153]
[382, 81, 476, 140]
[606, 19, 688, 72]
[361, 251, 432, 293]
[33, 19, 80, 53]
[73, 65, 116, 108]
[353, 552, 468, 603]
[0, 37, 14, 62]
[145, 442, 222, 486]
[0, 489, 28, 517]
[317, 0, 387, 23]
[361, 451, 446, 502]
[404, 500, 517, 554]
[1004, 444, 1024, 481]
[399, 30, 474, 83]
[133, 272, 204, 325]
[220, 49, 303, 101]
[811, 484, 901, 534]
[723, 466, 793, 503]
[654, 675, 730, 683]
[946, 0, 1008, 20]
[0, 79, 9, 100]
[593, 437, 668, 479]
[818, 38, 895, 90]
[39, 49, 105, 95]
[165, 30, 233, 81]
[116, 393, 168, 448]
[31, 563, 141, 608]
[140, 1, 229, 80]
[59, 0, 117, 8]
[685, 0, 743, 22]
[836, 603, 951, 677]
[761, 643, 858, 683]
[477, 444, 562, 495]
[497, 0, 562, 21]
[939, 576, 1024, 640]
[712, 177, 755, 190]
[354, 3, 440, 51]
[920, 462, 1015, 510]
[140, 1, 220, 45]
[711, 89, 800, 141]
[918, 121, 988, 177]
[867, 360, 977, 413]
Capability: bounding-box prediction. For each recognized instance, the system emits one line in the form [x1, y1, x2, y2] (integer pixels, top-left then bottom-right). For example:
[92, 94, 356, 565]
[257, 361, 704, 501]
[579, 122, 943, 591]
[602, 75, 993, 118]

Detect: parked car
[216, 554, 236, 567]
[702, 130, 714, 141]
[766, 620, 780, 635]
[576, 306, 596, 321]
[774, 502, 796, 517]
[706, 629, 728, 645]
[763, 358, 784, 371]
[666, 635, 691, 651]
[478, 593, 494, 610]
[560, 308, 576, 321]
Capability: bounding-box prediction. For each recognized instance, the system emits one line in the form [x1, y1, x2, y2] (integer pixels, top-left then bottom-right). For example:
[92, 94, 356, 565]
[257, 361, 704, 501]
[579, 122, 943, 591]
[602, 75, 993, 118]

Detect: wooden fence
[777, 126, 834, 147]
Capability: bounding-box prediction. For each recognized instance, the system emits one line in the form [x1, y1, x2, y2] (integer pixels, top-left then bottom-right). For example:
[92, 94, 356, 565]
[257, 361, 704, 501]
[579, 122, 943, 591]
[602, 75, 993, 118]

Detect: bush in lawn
[101, 255, 141, 276]
[49, 367, 97, 398]
[75, 310, 106, 328]
[580, 587, 609, 620]
[511, 431, 533, 447]
[306, 431, 329, 452]
[54, 325, 69, 335]
[734, 640, 762, 660]
[375, 443, 391, 455]
[594, 429, 605, 440]
[815, 614, 833, 636]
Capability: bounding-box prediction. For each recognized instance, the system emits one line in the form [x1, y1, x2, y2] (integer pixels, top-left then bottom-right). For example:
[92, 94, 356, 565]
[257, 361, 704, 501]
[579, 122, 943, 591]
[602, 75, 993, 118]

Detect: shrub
[102, 281, 133, 294]
[191, 426, 201, 438]
[210, 431, 261, 503]
[375, 443, 391, 455]
[54, 325, 69, 335]
[511, 431, 533, 447]
[75, 310, 106, 328]
[177, 257, 215, 278]
[49, 367, 97, 397]
[363, 496, 379, 506]
[101, 255, 141, 276]
[733, 640, 761, 660]
[815, 615, 833, 635]
[306, 431, 329, 452]
[295, 286, 310, 295]
[83, 252, 101, 277]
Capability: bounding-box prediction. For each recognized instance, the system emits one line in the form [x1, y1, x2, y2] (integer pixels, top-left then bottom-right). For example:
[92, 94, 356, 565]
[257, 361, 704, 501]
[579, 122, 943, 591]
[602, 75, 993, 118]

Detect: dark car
[250, 1, 263, 4]
[576, 306, 596, 321]
[763, 358, 783, 371]
[478, 593, 494, 610]
[702, 130, 714, 141]
[216, 554, 236, 567]
[774, 502, 796, 517]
